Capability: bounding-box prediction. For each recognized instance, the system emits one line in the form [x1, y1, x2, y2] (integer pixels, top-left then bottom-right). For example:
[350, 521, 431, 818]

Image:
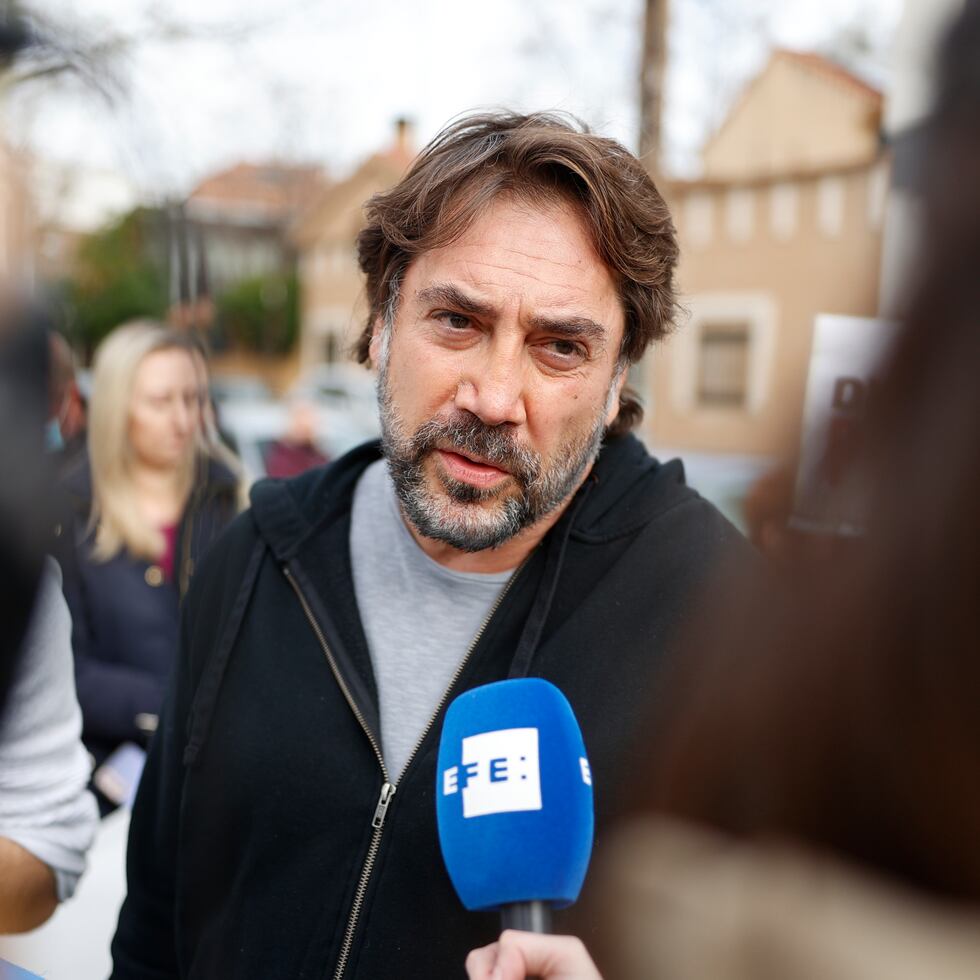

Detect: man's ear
[604, 367, 629, 428]
[368, 317, 384, 369]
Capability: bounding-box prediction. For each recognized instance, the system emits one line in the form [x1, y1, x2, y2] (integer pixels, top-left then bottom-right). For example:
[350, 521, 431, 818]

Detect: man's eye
[539, 339, 586, 365]
[549, 340, 580, 357]
[435, 311, 472, 331]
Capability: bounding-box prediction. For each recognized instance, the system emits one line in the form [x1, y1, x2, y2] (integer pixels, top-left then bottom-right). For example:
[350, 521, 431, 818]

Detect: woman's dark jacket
[60, 452, 239, 765]
[111, 435, 750, 979]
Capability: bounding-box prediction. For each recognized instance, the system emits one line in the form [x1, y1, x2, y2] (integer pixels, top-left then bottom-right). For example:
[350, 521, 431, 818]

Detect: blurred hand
[0, 836, 58, 933]
[465, 930, 603, 980]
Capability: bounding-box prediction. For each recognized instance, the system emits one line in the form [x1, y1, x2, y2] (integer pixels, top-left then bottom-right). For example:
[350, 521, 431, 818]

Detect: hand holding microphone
[465, 929, 603, 980]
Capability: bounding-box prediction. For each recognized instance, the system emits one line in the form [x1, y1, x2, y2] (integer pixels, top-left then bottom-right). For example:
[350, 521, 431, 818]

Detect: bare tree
[638, 0, 669, 173]
[0, 1, 128, 102]
[0, 1, 297, 102]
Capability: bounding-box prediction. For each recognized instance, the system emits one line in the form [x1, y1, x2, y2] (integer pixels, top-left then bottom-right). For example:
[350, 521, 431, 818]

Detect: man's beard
[377, 361, 611, 553]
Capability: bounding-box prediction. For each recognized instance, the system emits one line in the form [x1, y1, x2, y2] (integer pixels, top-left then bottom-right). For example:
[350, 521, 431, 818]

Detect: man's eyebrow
[415, 283, 496, 319]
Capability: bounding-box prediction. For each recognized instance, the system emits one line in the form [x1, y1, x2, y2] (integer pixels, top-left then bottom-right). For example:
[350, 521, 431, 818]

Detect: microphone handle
[500, 900, 551, 934]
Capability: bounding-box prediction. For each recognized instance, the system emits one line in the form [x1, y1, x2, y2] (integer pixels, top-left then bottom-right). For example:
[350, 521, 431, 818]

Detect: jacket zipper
[283, 557, 528, 980]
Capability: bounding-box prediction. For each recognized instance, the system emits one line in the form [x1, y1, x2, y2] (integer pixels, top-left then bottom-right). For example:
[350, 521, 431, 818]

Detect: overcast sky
[8, 0, 904, 202]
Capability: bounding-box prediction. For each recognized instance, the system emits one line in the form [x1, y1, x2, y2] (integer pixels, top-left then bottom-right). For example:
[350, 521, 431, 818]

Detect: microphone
[435, 678, 594, 934]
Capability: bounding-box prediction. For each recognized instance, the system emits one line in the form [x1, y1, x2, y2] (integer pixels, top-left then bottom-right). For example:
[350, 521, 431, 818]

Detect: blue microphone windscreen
[435, 678, 594, 911]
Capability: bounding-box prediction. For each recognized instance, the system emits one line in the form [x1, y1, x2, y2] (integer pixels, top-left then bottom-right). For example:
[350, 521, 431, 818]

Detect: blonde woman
[60, 322, 240, 795]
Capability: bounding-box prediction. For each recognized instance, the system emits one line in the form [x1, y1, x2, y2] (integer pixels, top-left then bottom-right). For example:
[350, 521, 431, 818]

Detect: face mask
[45, 417, 64, 452]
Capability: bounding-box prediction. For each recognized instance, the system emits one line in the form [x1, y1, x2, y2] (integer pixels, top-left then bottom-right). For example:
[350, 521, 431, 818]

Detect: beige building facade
[0, 139, 35, 290]
[643, 51, 888, 458]
[293, 122, 413, 370]
[702, 50, 883, 180]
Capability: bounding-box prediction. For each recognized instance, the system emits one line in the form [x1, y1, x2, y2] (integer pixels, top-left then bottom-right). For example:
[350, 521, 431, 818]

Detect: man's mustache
[410, 413, 540, 486]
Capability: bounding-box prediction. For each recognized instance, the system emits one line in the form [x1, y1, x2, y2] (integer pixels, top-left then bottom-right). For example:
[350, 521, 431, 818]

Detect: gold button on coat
[145, 565, 164, 587]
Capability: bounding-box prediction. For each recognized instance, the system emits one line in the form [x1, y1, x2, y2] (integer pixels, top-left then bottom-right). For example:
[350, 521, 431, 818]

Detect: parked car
[288, 364, 378, 429]
[209, 374, 273, 406]
[217, 398, 378, 485]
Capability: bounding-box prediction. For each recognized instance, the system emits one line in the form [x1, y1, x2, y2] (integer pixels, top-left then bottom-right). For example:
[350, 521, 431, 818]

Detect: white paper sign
[793, 314, 899, 535]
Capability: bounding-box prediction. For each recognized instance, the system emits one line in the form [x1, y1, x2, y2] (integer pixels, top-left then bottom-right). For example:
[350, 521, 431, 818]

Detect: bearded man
[111, 111, 747, 980]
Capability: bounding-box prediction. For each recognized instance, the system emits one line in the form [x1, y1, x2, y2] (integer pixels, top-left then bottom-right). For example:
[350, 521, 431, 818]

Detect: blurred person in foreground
[467, 2, 980, 977]
[60, 321, 241, 807]
[0, 313, 48, 699]
[111, 112, 749, 978]
[264, 398, 330, 478]
[0, 311, 97, 934]
[0, 12, 96, 936]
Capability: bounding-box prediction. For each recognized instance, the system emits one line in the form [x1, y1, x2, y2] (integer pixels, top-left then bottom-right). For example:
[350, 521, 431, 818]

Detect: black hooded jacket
[111, 434, 747, 979]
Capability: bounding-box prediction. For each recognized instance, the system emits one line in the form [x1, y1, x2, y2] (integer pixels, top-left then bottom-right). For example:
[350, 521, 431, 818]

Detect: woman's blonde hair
[88, 321, 199, 562]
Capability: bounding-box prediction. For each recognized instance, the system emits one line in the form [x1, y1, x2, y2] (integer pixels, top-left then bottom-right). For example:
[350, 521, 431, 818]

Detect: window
[697, 321, 750, 408]
[867, 163, 888, 229]
[684, 192, 715, 249]
[725, 188, 754, 243]
[817, 176, 845, 237]
[668, 292, 776, 417]
[769, 181, 799, 240]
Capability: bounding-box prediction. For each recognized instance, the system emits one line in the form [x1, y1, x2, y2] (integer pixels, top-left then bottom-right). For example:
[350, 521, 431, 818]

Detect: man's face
[372, 195, 626, 554]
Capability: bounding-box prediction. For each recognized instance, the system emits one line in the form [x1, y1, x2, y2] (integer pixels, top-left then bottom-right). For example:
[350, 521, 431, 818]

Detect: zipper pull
[371, 782, 396, 830]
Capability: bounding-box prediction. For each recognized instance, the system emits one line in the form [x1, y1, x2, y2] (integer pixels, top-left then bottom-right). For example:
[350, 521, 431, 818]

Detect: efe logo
[442, 727, 542, 818]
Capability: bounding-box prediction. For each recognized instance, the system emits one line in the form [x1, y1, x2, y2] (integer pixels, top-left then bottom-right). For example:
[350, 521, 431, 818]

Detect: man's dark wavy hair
[354, 110, 679, 437]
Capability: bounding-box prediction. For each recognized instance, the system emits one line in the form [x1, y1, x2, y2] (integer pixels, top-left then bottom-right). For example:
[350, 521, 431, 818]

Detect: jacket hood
[572, 432, 693, 542]
[248, 434, 697, 562]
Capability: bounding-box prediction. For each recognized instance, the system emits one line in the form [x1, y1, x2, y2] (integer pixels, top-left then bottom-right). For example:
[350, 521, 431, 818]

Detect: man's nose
[453, 338, 527, 428]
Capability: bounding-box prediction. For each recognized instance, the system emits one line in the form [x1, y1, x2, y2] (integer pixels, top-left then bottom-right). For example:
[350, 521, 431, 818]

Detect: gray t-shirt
[350, 460, 511, 781]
